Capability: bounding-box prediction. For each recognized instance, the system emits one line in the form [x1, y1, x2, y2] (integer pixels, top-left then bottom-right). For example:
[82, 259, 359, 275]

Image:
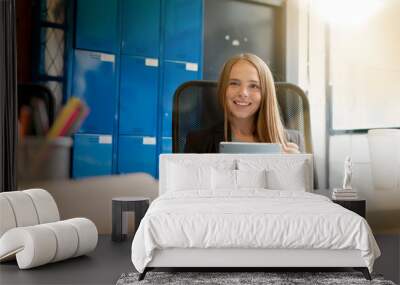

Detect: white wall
[327, 0, 400, 233]
[329, 0, 400, 130]
[287, 0, 400, 233]
[286, 0, 327, 189]
[330, 134, 400, 233]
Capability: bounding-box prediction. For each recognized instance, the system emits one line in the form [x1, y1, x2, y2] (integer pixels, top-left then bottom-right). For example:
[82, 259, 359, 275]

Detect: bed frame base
[138, 268, 148, 281]
[138, 267, 372, 281]
[354, 267, 372, 280]
[138, 248, 372, 281]
[138, 267, 371, 281]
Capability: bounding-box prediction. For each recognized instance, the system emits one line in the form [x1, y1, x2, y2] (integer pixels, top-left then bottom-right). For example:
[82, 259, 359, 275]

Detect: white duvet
[131, 190, 380, 273]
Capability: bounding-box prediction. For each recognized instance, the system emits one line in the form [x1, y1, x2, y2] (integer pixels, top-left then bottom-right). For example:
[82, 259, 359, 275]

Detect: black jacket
[184, 122, 305, 153]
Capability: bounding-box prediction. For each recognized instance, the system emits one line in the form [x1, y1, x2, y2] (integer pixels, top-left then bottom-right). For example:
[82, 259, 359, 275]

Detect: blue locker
[121, 0, 161, 57]
[163, 0, 203, 62]
[162, 60, 200, 137]
[72, 49, 116, 134]
[73, 134, 113, 178]
[161, 137, 172, 153]
[75, 0, 118, 53]
[119, 56, 159, 136]
[118, 136, 157, 176]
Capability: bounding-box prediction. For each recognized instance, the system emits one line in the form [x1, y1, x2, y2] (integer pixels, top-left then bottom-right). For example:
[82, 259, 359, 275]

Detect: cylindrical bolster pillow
[23, 189, 60, 224]
[42, 221, 79, 262]
[0, 218, 98, 269]
[0, 196, 17, 237]
[64, 218, 98, 257]
[0, 189, 59, 234]
[0, 192, 39, 227]
[0, 226, 57, 269]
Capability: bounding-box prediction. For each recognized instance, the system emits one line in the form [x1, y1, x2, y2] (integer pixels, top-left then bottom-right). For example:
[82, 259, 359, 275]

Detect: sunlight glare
[313, 0, 384, 26]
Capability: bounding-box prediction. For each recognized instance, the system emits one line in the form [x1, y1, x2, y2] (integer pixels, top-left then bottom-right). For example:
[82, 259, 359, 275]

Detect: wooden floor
[0, 235, 398, 285]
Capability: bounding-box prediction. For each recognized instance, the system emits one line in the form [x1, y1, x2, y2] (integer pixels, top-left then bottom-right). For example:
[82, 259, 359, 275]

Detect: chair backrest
[172, 80, 313, 154]
[172, 80, 317, 189]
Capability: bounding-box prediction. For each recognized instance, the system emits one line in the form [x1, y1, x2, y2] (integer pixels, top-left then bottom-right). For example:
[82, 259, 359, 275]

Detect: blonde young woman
[184, 53, 301, 154]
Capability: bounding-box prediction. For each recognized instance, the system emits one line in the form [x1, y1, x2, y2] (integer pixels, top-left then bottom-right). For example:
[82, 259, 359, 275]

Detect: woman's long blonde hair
[217, 53, 288, 146]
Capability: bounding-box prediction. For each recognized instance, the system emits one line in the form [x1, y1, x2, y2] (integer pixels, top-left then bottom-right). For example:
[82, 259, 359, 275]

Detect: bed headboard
[159, 154, 314, 195]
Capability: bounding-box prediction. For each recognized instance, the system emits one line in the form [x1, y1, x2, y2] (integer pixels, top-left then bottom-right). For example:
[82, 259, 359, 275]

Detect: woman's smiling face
[225, 60, 262, 121]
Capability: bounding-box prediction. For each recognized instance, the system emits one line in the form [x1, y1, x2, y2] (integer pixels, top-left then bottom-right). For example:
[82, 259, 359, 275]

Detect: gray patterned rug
[116, 271, 396, 285]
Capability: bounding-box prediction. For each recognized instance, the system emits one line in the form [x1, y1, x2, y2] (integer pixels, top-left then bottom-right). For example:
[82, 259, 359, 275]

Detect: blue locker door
[162, 60, 200, 137]
[164, 0, 203, 62]
[161, 137, 172, 153]
[75, 0, 118, 53]
[72, 49, 116, 134]
[73, 134, 113, 178]
[119, 56, 159, 136]
[118, 136, 156, 176]
[121, 0, 161, 57]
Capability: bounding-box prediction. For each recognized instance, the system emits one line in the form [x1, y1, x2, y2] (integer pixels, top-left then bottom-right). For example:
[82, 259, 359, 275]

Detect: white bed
[131, 154, 380, 280]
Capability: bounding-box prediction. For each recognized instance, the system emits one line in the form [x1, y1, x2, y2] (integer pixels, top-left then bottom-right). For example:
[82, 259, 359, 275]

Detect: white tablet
[219, 142, 282, 154]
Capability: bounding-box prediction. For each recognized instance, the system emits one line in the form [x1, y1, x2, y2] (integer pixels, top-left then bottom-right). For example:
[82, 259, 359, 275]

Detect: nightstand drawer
[333, 200, 366, 218]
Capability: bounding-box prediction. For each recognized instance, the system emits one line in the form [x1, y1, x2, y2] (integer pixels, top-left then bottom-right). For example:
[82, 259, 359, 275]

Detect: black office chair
[171, 80, 318, 188]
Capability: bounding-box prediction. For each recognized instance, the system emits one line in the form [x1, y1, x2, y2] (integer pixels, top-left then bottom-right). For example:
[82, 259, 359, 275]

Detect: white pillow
[167, 162, 211, 191]
[266, 162, 307, 191]
[211, 168, 237, 190]
[236, 169, 267, 188]
[211, 169, 268, 190]
[237, 159, 309, 191]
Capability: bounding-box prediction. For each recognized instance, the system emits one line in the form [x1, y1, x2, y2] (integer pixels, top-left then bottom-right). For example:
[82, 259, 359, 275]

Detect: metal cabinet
[72, 49, 117, 134]
[163, 0, 203, 62]
[121, 0, 161, 57]
[72, 0, 204, 178]
[117, 135, 157, 176]
[161, 60, 200, 137]
[119, 55, 159, 136]
[72, 134, 113, 178]
[161, 137, 172, 154]
[75, 0, 118, 53]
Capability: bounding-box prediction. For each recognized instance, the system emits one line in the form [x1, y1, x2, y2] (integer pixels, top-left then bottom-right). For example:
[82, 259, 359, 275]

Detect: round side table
[112, 197, 150, 242]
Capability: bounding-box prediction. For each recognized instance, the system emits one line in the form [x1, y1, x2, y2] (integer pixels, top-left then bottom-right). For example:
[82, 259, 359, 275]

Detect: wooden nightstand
[332, 199, 366, 218]
[314, 190, 366, 218]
